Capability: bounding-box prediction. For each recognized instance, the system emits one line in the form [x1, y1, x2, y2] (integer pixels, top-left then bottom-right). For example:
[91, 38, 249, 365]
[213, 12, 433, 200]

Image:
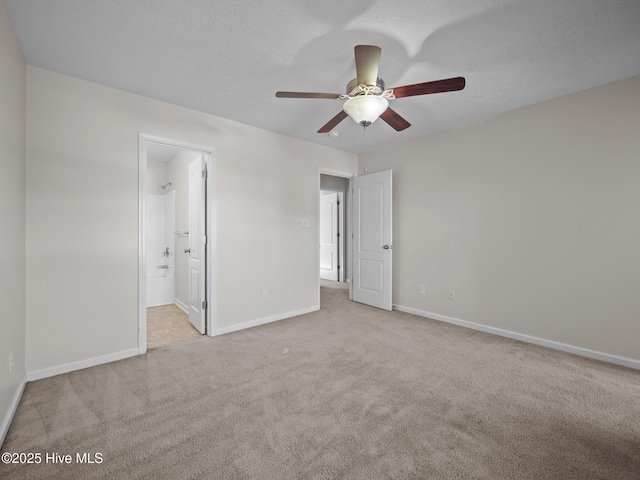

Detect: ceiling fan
[276, 45, 466, 133]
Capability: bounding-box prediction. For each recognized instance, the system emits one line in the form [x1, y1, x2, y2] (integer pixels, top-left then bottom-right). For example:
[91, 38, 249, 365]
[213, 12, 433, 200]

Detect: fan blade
[380, 107, 411, 131]
[354, 45, 381, 86]
[276, 91, 340, 99]
[392, 77, 466, 98]
[318, 111, 348, 133]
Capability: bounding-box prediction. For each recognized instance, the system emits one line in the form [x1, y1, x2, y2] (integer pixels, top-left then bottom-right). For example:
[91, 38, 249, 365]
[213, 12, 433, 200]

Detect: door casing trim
[138, 133, 217, 354]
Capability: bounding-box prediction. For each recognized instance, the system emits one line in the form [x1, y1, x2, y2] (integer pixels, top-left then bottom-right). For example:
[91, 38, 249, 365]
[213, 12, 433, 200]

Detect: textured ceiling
[5, 0, 640, 154]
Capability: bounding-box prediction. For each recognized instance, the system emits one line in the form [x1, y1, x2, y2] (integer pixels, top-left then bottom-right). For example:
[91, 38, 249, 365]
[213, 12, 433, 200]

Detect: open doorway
[138, 134, 217, 354]
[145, 144, 201, 348]
[319, 189, 345, 282]
[317, 168, 354, 306]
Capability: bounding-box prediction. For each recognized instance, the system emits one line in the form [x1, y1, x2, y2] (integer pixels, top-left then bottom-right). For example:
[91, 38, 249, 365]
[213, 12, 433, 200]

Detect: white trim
[319, 167, 355, 178]
[317, 167, 354, 306]
[175, 298, 188, 314]
[138, 133, 218, 352]
[205, 152, 218, 338]
[348, 177, 353, 301]
[138, 136, 147, 353]
[1, 375, 27, 447]
[394, 305, 640, 371]
[215, 306, 319, 336]
[26, 349, 139, 382]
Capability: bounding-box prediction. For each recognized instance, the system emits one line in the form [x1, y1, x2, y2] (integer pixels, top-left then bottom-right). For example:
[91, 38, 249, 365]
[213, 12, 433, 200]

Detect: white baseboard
[215, 306, 319, 336]
[26, 348, 139, 382]
[1, 374, 27, 447]
[175, 298, 188, 314]
[394, 305, 640, 371]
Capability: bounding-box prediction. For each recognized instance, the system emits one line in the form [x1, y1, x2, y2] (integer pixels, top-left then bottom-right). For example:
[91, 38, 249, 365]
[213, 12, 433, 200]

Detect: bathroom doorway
[138, 134, 217, 353]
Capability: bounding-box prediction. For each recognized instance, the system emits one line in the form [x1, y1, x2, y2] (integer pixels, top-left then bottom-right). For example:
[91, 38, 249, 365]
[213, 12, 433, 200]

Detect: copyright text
[1, 452, 103, 465]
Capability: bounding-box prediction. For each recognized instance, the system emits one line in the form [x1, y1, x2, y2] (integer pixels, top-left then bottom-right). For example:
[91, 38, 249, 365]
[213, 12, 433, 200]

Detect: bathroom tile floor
[147, 304, 202, 349]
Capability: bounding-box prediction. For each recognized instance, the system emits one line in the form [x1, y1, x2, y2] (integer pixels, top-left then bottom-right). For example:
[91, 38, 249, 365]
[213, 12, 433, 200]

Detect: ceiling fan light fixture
[343, 95, 389, 127]
[275, 45, 465, 134]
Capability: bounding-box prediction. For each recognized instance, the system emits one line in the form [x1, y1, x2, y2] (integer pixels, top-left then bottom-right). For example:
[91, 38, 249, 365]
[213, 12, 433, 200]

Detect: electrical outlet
[8, 351, 14, 374]
[448, 289, 455, 300]
[262, 289, 268, 300]
[418, 284, 425, 295]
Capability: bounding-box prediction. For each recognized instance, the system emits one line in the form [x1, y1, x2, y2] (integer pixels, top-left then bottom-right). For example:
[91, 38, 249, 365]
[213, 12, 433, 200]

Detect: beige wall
[359, 75, 640, 361]
[0, 1, 26, 440]
[320, 174, 349, 191]
[25, 66, 357, 373]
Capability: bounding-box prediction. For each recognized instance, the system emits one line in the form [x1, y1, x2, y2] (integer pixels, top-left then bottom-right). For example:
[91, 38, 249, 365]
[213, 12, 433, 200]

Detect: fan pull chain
[362, 123, 367, 151]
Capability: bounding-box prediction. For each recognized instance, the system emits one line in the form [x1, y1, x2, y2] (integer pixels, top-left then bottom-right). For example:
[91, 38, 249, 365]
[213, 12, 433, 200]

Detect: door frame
[317, 167, 354, 306]
[138, 133, 217, 354]
[319, 188, 345, 282]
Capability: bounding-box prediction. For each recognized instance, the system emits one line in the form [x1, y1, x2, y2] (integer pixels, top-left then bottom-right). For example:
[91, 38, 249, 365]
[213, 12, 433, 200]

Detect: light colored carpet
[2, 283, 639, 479]
[147, 304, 201, 349]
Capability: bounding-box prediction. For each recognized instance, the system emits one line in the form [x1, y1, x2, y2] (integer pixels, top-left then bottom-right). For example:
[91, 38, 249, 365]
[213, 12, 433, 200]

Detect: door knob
[184, 248, 191, 254]
[382, 245, 391, 250]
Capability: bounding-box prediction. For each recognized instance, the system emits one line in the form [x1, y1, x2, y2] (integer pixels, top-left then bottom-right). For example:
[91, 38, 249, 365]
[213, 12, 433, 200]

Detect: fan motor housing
[347, 77, 386, 96]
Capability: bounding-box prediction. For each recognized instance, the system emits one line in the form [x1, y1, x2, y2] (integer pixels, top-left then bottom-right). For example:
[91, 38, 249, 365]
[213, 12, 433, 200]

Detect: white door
[320, 191, 339, 281]
[188, 155, 206, 334]
[352, 170, 392, 310]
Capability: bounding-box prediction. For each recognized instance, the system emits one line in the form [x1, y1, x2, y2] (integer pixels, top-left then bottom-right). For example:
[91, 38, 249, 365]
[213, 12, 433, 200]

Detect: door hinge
[337, 232, 340, 237]
[202, 169, 207, 179]
[202, 300, 207, 310]
[203, 235, 207, 244]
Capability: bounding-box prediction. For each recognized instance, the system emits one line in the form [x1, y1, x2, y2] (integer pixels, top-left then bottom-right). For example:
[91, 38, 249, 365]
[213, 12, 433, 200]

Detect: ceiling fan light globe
[343, 95, 388, 126]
